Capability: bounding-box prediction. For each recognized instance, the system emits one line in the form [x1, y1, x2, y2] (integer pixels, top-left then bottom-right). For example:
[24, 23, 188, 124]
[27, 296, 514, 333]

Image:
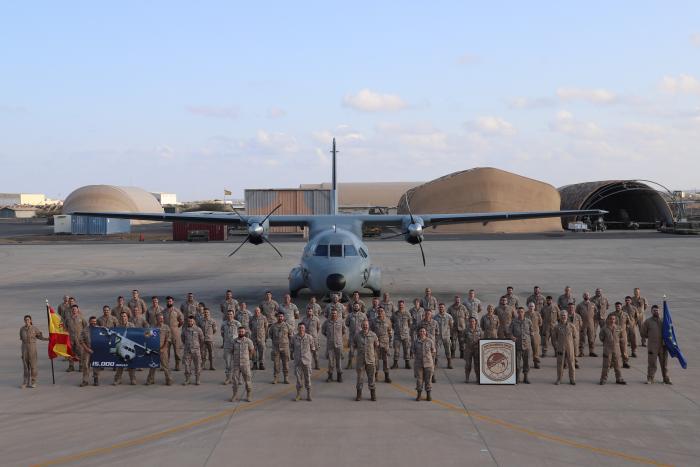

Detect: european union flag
[663, 301, 687, 369]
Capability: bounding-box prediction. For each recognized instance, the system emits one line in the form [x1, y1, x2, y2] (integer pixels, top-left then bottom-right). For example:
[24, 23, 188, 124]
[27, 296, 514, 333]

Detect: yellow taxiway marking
[390, 382, 672, 467]
[30, 383, 300, 467]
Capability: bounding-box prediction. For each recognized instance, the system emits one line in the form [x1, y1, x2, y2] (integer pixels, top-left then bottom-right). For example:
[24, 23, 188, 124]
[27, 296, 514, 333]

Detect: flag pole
[45, 299, 55, 385]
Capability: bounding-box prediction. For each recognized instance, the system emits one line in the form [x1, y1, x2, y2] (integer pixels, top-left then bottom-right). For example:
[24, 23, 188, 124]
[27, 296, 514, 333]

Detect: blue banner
[90, 327, 160, 369]
[663, 301, 687, 369]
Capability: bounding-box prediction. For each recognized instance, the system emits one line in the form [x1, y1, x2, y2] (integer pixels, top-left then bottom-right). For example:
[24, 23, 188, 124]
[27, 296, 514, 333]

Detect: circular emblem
[481, 341, 515, 383]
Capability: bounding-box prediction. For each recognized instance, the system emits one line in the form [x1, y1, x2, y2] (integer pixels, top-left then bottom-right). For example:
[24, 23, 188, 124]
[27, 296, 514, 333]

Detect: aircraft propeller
[381, 195, 426, 266]
[228, 204, 283, 258]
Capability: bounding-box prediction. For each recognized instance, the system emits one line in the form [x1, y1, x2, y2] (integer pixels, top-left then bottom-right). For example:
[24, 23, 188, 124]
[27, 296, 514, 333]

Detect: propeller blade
[232, 208, 246, 222]
[418, 241, 426, 267]
[228, 235, 250, 257]
[263, 237, 283, 258]
[405, 192, 416, 224]
[261, 203, 282, 224]
[381, 230, 408, 240]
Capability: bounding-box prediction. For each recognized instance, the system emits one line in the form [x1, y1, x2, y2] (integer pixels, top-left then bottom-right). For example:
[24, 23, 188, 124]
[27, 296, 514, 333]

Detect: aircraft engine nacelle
[402, 217, 425, 245]
[246, 220, 268, 245]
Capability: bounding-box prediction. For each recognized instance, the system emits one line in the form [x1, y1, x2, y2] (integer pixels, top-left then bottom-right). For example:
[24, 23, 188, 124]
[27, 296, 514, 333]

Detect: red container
[172, 222, 228, 241]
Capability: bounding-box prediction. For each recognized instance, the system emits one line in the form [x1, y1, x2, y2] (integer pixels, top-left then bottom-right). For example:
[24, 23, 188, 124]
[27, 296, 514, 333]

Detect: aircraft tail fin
[331, 138, 338, 215]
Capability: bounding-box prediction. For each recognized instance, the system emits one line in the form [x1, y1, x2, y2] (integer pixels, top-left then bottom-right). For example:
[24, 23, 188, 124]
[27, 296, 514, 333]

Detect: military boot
[384, 372, 391, 383]
[251, 362, 258, 370]
[415, 390, 422, 401]
[447, 358, 453, 369]
[314, 356, 320, 370]
[326, 373, 333, 382]
[195, 376, 200, 385]
[93, 376, 100, 386]
[230, 390, 237, 402]
[209, 363, 216, 371]
[79, 381, 89, 387]
[346, 358, 353, 370]
[355, 389, 362, 401]
[616, 379, 627, 385]
[426, 391, 432, 401]
[663, 378, 672, 385]
[182, 376, 190, 386]
[165, 377, 173, 386]
[283, 374, 289, 384]
[223, 376, 231, 385]
[130, 376, 137, 385]
[245, 389, 252, 402]
[523, 374, 530, 384]
[258, 362, 265, 370]
[174, 361, 181, 371]
[337, 372, 343, 383]
[391, 359, 399, 369]
[370, 389, 376, 401]
[646, 377, 653, 384]
[295, 389, 302, 401]
[405, 360, 411, 369]
[516, 370, 521, 384]
[465, 373, 469, 383]
[431, 374, 436, 383]
[459, 350, 464, 359]
[272, 374, 278, 384]
[306, 389, 312, 401]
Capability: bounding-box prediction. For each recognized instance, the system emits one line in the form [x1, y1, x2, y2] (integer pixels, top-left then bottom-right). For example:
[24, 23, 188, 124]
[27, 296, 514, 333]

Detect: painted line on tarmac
[30, 379, 304, 467]
[389, 382, 672, 467]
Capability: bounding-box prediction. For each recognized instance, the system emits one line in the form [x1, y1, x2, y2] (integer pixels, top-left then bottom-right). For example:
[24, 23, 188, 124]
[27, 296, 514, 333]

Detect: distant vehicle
[72, 140, 606, 299]
[363, 207, 390, 237]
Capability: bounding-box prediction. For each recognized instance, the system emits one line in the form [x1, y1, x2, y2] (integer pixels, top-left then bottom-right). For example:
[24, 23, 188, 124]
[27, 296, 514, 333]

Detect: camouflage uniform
[231, 336, 255, 401]
[408, 304, 424, 344]
[146, 304, 163, 327]
[447, 302, 468, 358]
[345, 310, 367, 369]
[557, 293, 575, 311]
[57, 301, 72, 323]
[181, 324, 204, 384]
[524, 309, 542, 367]
[463, 326, 481, 382]
[147, 324, 172, 385]
[508, 317, 533, 383]
[324, 301, 345, 320]
[391, 308, 413, 366]
[464, 297, 482, 320]
[96, 314, 117, 328]
[78, 326, 95, 386]
[591, 294, 609, 328]
[412, 336, 436, 396]
[268, 321, 294, 383]
[220, 298, 239, 319]
[249, 314, 268, 369]
[435, 311, 454, 367]
[65, 315, 87, 371]
[235, 309, 251, 333]
[221, 318, 242, 383]
[280, 302, 300, 329]
[199, 317, 217, 369]
[505, 294, 520, 310]
[480, 312, 499, 339]
[380, 300, 396, 318]
[180, 300, 199, 320]
[259, 299, 280, 324]
[128, 297, 148, 317]
[420, 295, 438, 312]
[292, 333, 316, 398]
[307, 301, 323, 318]
[322, 317, 347, 381]
[301, 314, 321, 369]
[370, 316, 393, 381]
[20, 324, 47, 387]
[494, 305, 515, 339]
[355, 330, 379, 400]
[526, 293, 546, 313]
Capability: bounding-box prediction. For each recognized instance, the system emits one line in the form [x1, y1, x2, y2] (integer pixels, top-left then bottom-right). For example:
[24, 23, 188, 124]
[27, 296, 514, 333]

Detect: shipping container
[172, 222, 228, 241]
[71, 215, 131, 235]
[53, 215, 72, 234]
[245, 189, 331, 233]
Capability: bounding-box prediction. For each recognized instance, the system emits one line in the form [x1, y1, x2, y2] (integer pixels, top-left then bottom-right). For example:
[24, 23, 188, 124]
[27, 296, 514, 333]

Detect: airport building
[0, 193, 57, 207]
[0, 206, 37, 218]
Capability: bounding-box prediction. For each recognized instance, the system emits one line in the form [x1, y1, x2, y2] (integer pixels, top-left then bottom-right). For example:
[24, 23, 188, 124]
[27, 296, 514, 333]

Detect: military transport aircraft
[98, 326, 158, 364]
[72, 139, 606, 298]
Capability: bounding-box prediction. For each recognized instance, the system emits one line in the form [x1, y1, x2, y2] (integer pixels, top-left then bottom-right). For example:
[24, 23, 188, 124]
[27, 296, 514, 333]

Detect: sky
[1, 1, 700, 200]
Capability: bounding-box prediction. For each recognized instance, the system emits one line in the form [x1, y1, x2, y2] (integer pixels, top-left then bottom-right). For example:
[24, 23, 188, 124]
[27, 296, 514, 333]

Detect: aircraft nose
[326, 273, 346, 292]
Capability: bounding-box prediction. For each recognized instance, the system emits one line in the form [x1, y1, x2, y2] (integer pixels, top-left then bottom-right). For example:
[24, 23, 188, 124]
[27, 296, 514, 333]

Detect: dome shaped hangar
[63, 185, 163, 223]
[558, 180, 674, 229]
[398, 168, 564, 233]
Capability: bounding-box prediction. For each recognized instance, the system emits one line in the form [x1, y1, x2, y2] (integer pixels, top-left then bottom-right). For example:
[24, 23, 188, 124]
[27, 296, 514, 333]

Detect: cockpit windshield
[314, 243, 361, 257]
[314, 244, 328, 256]
[344, 245, 358, 256]
[329, 244, 343, 257]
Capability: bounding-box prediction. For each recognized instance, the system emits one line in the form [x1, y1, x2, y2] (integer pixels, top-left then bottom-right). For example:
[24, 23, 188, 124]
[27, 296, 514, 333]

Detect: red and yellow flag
[48, 306, 73, 359]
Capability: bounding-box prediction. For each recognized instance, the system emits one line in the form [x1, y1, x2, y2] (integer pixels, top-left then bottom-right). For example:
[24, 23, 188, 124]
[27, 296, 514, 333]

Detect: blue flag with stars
[663, 301, 687, 369]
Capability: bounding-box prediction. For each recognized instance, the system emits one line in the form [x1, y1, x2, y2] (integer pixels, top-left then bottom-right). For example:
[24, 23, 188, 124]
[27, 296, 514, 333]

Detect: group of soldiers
[19, 285, 673, 402]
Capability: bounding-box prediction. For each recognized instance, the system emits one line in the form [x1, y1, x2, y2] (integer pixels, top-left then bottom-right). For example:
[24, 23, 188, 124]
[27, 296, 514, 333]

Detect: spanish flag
[48, 306, 73, 359]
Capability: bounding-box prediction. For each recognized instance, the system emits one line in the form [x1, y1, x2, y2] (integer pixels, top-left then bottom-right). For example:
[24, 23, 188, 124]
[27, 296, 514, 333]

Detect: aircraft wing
[360, 209, 607, 228]
[70, 211, 311, 227]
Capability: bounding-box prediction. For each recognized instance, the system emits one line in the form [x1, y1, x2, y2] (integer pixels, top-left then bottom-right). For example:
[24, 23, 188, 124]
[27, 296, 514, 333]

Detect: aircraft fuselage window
[344, 245, 358, 256]
[330, 244, 343, 257]
[359, 248, 368, 258]
[314, 244, 328, 257]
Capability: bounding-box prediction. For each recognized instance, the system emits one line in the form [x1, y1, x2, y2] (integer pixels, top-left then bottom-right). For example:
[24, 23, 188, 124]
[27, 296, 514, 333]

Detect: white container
[53, 215, 72, 234]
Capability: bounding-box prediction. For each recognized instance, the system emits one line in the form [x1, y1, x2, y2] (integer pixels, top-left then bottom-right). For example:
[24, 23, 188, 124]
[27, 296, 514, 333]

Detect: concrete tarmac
[0, 234, 698, 466]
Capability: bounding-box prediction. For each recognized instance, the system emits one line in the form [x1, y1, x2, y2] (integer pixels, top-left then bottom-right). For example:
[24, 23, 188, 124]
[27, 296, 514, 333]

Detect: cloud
[660, 74, 700, 95]
[508, 97, 557, 109]
[549, 110, 602, 138]
[186, 105, 238, 119]
[556, 87, 617, 104]
[266, 107, 286, 119]
[312, 124, 366, 145]
[456, 53, 480, 65]
[467, 116, 516, 136]
[692, 33, 700, 47]
[342, 89, 408, 112]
